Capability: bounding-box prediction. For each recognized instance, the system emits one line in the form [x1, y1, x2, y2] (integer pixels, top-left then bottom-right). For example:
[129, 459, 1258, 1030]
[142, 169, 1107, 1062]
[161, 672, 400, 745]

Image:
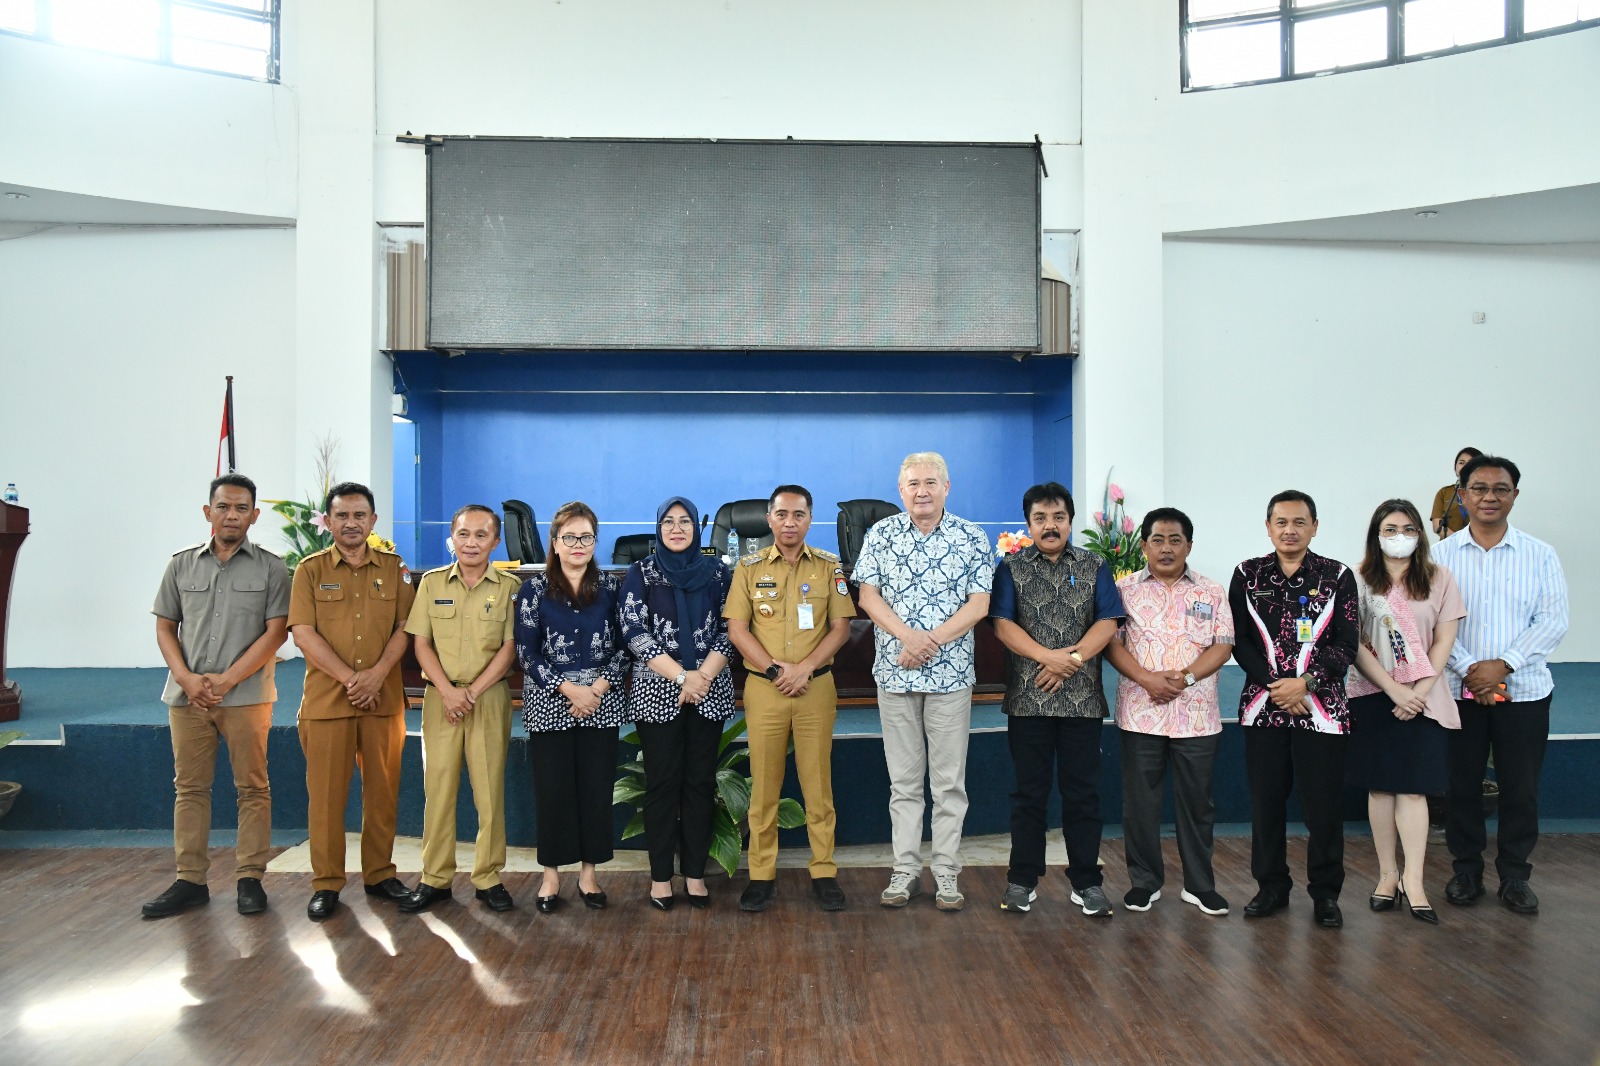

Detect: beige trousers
[169, 701, 272, 883]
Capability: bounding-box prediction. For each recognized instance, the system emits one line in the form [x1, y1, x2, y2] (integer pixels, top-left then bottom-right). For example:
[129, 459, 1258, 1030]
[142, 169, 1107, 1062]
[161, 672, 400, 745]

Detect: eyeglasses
[661, 517, 696, 530]
[559, 533, 596, 547]
[1379, 525, 1420, 537]
[1464, 485, 1515, 499]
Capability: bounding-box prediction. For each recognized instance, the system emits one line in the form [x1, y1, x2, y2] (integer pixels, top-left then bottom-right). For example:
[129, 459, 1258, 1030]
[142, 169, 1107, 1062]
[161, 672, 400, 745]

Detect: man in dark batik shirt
[1228, 489, 1359, 929]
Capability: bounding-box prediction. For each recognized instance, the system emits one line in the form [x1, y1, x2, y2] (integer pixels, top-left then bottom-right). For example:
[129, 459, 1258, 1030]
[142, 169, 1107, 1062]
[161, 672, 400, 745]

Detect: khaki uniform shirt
[724, 544, 856, 668]
[153, 538, 291, 707]
[404, 563, 517, 684]
[288, 545, 416, 719]
[1432, 483, 1470, 535]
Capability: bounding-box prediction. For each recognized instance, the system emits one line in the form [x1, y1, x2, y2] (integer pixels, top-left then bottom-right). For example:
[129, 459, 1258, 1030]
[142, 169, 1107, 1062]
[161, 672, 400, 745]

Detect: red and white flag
[216, 376, 237, 476]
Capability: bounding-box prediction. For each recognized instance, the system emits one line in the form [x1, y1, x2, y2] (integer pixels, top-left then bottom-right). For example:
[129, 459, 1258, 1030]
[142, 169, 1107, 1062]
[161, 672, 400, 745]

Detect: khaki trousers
[169, 701, 272, 883]
[298, 712, 406, 892]
[745, 673, 838, 878]
[420, 682, 510, 890]
[878, 687, 973, 877]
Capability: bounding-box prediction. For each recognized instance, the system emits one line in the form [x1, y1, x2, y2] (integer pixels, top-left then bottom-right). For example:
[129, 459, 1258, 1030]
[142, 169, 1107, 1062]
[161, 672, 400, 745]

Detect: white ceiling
[0, 183, 291, 226]
[1171, 183, 1600, 245]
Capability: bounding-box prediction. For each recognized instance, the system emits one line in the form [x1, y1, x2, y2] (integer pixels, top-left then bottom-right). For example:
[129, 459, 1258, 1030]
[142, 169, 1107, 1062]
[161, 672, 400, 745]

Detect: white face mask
[1380, 534, 1419, 559]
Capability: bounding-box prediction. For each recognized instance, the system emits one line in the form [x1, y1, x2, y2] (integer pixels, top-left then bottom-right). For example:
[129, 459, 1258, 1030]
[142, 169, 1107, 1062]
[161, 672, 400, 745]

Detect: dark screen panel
[426, 138, 1040, 351]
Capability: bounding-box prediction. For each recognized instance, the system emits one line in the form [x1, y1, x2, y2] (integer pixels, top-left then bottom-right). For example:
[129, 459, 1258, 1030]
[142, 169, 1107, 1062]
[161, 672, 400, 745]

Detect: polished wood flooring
[2, 835, 1598, 1066]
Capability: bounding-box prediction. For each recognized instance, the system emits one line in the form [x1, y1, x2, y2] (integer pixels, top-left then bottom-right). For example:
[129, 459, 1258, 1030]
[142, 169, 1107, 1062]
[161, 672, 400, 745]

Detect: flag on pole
[216, 376, 237, 476]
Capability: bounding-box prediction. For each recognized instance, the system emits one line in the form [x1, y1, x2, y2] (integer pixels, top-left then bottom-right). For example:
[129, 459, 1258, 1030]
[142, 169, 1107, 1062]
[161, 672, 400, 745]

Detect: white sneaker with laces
[880, 871, 922, 907]
[934, 872, 965, 911]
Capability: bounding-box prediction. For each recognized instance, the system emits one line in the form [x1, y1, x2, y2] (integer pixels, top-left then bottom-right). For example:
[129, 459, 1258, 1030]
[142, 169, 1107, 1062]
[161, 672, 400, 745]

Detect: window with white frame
[0, 0, 279, 82]
[1182, 0, 1599, 90]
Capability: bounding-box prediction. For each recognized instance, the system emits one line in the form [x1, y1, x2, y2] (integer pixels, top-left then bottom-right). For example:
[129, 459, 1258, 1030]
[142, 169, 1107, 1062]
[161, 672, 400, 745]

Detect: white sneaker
[934, 872, 965, 911]
[880, 871, 922, 907]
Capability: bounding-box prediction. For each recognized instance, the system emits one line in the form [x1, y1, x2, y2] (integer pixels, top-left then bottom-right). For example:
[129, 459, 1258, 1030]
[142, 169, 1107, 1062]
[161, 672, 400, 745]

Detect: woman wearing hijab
[514, 501, 630, 913]
[619, 497, 736, 910]
[1346, 499, 1465, 925]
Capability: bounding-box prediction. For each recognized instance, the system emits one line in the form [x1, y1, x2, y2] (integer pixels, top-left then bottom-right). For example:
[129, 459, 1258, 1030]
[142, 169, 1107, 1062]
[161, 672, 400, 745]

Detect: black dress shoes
[142, 879, 209, 919]
[1314, 899, 1344, 928]
[811, 877, 847, 912]
[399, 883, 452, 914]
[1369, 892, 1396, 912]
[580, 889, 608, 910]
[1498, 878, 1539, 914]
[740, 879, 778, 912]
[536, 892, 562, 914]
[685, 888, 710, 910]
[364, 877, 411, 902]
[1445, 871, 1486, 906]
[1242, 889, 1289, 918]
[648, 892, 675, 912]
[476, 884, 515, 912]
[307, 890, 340, 921]
[237, 877, 268, 915]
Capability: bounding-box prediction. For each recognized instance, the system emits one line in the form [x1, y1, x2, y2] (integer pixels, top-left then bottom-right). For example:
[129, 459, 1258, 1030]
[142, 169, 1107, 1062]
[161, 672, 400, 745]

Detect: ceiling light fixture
[3, 192, 29, 200]
[1414, 210, 1438, 219]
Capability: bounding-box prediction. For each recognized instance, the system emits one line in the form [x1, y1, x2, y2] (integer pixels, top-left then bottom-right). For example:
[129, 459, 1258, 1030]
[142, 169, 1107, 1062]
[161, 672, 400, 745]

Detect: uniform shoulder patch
[811, 548, 840, 563]
[172, 542, 207, 557]
[253, 542, 284, 559]
[420, 564, 454, 578]
[739, 552, 765, 567]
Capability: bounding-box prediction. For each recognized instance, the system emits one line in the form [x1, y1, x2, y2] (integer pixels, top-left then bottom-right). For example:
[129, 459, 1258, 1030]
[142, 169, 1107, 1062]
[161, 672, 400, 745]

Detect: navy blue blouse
[618, 556, 736, 724]
[513, 571, 630, 732]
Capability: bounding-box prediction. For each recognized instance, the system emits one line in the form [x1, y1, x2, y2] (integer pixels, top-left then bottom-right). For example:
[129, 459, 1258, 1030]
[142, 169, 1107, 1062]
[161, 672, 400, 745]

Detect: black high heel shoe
[579, 888, 608, 910]
[1370, 873, 1398, 911]
[648, 893, 674, 912]
[1399, 883, 1439, 925]
[686, 887, 711, 910]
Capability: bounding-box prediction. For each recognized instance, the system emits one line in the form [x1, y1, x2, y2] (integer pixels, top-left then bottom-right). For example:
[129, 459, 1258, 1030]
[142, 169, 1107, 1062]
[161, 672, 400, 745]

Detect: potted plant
[0, 729, 23, 820]
[1079, 472, 1146, 579]
[613, 715, 806, 877]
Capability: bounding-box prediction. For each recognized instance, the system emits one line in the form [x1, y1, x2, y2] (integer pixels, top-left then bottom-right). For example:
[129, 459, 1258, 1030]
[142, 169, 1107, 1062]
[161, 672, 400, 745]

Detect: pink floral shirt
[1114, 568, 1235, 739]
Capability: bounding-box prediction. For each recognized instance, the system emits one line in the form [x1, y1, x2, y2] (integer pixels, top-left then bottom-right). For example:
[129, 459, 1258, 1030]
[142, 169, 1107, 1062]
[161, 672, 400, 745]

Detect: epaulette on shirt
[420, 563, 454, 578]
[738, 551, 767, 567]
[811, 547, 840, 564]
[173, 542, 207, 557]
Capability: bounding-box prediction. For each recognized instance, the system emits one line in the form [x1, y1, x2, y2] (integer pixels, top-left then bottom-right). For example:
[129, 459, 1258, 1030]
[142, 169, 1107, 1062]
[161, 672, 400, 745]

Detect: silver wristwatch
[1184, 671, 1197, 688]
[673, 671, 687, 687]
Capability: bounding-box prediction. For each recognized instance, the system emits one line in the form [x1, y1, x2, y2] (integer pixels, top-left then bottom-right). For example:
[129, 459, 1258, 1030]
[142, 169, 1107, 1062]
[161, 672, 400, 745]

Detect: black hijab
[653, 496, 718, 669]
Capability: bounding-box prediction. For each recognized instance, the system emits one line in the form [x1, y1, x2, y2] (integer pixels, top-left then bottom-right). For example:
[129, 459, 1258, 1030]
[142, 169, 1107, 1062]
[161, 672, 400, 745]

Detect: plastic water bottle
[2, 483, 16, 504]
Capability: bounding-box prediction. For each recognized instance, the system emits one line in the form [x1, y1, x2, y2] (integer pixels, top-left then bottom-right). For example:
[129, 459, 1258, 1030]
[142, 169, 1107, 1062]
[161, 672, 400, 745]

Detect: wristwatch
[1183, 671, 1197, 688]
[1301, 672, 1319, 693]
[764, 663, 782, 681]
[673, 671, 687, 687]
[1069, 650, 1084, 663]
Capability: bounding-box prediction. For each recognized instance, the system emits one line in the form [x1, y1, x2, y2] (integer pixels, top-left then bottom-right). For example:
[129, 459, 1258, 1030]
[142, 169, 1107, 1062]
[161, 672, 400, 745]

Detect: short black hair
[452, 503, 501, 536]
[1455, 446, 1483, 464]
[1022, 482, 1074, 522]
[324, 481, 375, 515]
[1266, 489, 1317, 523]
[1460, 454, 1521, 488]
[209, 473, 257, 505]
[1140, 507, 1193, 542]
[769, 484, 813, 511]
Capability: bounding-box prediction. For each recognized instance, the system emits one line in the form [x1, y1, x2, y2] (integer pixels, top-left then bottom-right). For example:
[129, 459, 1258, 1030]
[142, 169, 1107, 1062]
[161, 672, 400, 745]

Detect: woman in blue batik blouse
[619, 496, 735, 910]
[514, 501, 630, 914]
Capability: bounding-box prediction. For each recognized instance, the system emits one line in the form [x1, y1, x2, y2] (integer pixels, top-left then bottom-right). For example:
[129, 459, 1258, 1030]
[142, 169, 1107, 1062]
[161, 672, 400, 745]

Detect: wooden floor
[2, 836, 1598, 1066]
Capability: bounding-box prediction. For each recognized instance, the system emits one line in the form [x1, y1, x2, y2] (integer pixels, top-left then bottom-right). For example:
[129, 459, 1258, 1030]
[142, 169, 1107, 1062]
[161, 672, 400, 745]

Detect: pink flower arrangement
[996, 529, 1034, 555]
[311, 511, 329, 532]
[1079, 470, 1146, 579]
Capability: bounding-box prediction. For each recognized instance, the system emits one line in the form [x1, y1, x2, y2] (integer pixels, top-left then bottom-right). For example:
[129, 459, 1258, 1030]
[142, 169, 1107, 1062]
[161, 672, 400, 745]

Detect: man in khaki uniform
[143, 473, 289, 919]
[726, 485, 856, 912]
[289, 481, 416, 921]
[401, 504, 519, 913]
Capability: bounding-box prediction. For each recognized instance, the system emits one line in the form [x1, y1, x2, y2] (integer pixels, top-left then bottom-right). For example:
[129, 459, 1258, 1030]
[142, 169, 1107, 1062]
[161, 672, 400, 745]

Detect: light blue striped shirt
[1432, 525, 1568, 702]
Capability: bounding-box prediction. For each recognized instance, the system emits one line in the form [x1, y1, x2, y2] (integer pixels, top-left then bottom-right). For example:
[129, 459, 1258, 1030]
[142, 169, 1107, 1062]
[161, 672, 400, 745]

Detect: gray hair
[898, 451, 950, 483]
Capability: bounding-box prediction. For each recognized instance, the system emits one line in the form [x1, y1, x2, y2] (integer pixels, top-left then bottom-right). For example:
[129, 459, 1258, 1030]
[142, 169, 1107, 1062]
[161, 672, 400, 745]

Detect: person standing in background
[1431, 447, 1482, 538]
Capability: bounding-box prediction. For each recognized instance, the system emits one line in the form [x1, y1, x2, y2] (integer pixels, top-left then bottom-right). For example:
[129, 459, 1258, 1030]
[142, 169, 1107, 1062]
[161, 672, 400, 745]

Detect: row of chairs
[501, 498, 902, 568]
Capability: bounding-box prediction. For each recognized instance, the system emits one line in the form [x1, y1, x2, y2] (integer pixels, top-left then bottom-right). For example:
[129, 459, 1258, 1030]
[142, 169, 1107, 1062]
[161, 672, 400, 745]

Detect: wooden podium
[0, 501, 26, 721]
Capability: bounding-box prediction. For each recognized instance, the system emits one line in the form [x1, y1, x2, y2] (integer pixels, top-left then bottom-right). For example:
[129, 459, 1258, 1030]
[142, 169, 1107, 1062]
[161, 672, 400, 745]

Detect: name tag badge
[434, 599, 455, 606]
[1296, 617, 1314, 643]
[797, 602, 815, 631]
[319, 583, 341, 590]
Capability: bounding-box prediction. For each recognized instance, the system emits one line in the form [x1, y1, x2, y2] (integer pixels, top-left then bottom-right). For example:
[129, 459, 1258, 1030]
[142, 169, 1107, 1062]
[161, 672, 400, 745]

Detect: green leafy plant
[614, 715, 806, 878]
[1079, 470, 1146, 579]
[262, 432, 339, 573]
[0, 729, 22, 750]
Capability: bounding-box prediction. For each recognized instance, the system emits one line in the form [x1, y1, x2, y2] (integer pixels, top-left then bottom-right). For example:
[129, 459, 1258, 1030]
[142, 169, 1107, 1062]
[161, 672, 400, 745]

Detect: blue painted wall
[391, 351, 1075, 570]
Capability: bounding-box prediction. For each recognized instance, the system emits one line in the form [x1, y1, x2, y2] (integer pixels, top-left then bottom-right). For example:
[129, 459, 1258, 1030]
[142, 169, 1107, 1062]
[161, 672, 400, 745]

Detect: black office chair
[611, 534, 655, 565]
[501, 499, 545, 565]
[836, 498, 901, 568]
[709, 499, 774, 559]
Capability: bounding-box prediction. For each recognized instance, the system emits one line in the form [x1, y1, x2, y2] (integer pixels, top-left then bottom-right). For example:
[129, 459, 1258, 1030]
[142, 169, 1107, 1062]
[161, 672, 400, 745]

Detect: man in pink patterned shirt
[1105, 508, 1235, 917]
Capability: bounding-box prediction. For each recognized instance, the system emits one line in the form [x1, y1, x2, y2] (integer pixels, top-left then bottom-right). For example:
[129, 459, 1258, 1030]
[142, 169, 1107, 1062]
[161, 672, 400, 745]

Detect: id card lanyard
[1296, 595, 1314, 644]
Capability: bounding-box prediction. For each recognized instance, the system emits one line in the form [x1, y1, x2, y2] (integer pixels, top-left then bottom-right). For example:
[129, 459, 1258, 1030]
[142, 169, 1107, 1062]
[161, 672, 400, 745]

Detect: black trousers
[1244, 726, 1348, 901]
[1007, 715, 1103, 891]
[1447, 695, 1551, 884]
[1120, 730, 1219, 894]
[636, 712, 722, 882]
[528, 725, 620, 869]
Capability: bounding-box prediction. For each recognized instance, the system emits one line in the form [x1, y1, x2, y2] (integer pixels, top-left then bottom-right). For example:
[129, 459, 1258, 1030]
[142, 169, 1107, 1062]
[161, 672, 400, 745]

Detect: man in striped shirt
[1434, 455, 1569, 916]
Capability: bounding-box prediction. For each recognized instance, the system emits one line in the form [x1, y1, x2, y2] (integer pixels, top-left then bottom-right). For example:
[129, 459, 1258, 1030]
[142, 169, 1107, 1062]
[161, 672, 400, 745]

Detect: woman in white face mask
[1346, 499, 1466, 924]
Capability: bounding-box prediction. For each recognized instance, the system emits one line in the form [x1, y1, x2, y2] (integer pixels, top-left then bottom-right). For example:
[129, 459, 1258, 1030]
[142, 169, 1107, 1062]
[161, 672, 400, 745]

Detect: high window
[1182, 0, 1599, 90]
[0, 0, 279, 82]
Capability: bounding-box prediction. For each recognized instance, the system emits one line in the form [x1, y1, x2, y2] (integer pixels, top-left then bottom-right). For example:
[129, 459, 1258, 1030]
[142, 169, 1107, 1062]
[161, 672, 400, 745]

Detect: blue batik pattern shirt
[618, 556, 737, 724]
[853, 510, 996, 693]
[513, 571, 631, 732]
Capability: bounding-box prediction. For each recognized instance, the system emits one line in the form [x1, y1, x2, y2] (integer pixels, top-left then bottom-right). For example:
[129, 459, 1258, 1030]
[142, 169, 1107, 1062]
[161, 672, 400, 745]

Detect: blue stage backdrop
[391, 351, 1074, 571]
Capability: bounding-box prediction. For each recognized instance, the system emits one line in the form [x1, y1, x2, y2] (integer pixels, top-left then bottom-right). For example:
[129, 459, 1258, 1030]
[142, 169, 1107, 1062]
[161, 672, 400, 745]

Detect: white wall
[1164, 23, 1600, 233]
[1164, 238, 1600, 660]
[0, 227, 298, 667]
[372, 0, 1085, 227]
[0, 34, 298, 219]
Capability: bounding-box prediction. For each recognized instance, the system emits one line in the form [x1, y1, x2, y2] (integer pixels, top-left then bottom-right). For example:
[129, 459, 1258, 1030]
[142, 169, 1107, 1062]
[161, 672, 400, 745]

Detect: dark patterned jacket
[990, 544, 1125, 718]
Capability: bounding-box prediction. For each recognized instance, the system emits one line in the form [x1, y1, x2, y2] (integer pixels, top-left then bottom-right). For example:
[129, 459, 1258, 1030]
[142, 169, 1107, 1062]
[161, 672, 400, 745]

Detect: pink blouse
[1347, 564, 1467, 729]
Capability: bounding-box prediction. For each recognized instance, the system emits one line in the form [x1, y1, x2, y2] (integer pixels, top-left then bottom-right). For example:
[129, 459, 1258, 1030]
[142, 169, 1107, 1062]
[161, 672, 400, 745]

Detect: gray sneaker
[1000, 883, 1036, 913]
[880, 871, 922, 907]
[1071, 884, 1114, 918]
[934, 872, 965, 911]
